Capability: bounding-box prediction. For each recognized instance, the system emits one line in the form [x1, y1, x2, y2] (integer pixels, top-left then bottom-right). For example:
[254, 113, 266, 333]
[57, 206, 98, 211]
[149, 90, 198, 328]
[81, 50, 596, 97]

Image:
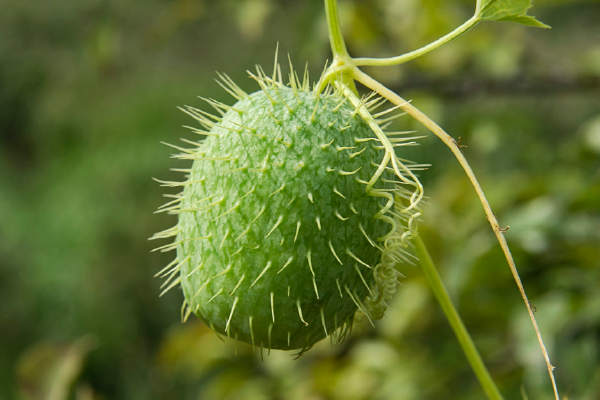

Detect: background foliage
[1, 0, 599, 399]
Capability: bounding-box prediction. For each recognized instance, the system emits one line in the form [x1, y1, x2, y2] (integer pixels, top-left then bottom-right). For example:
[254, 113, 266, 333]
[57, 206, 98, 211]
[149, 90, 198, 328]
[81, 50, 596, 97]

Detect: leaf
[480, 0, 550, 28]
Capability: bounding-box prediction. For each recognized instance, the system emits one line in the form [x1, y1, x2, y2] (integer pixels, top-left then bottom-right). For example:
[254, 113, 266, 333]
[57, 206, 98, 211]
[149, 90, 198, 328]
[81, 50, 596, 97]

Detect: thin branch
[324, 0, 349, 60]
[352, 67, 560, 400]
[353, 16, 480, 67]
[414, 234, 504, 400]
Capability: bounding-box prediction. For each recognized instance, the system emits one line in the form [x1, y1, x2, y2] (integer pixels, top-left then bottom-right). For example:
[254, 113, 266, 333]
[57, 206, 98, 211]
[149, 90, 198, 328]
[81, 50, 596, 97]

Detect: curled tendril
[334, 82, 423, 320]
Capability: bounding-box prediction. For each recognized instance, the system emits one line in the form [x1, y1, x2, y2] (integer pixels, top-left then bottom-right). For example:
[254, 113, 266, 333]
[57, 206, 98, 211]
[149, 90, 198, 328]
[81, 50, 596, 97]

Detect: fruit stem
[324, 0, 350, 61]
[353, 67, 560, 400]
[414, 234, 504, 400]
[323, 0, 358, 94]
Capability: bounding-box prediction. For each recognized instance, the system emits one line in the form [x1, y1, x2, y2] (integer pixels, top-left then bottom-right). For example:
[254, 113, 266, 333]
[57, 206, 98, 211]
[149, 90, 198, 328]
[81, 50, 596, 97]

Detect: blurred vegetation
[1, 0, 599, 399]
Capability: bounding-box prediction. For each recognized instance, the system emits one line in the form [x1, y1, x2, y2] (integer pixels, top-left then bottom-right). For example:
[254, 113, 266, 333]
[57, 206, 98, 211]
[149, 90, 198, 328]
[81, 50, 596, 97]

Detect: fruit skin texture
[176, 85, 392, 351]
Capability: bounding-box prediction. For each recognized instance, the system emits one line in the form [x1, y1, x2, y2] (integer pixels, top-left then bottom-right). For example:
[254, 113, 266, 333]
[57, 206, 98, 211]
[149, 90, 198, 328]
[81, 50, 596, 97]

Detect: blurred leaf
[16, 336, 97, 400]
[581, 114, 600, 154]
[481, 0, 550, 28]
[155, 320, 237, 379]
[505, 196, 563, 253]
[234, 0, 273, 41]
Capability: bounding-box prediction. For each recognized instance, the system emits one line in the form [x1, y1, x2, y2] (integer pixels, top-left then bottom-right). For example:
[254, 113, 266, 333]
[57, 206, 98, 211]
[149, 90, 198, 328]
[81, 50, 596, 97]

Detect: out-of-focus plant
[2, 0, 598, 399]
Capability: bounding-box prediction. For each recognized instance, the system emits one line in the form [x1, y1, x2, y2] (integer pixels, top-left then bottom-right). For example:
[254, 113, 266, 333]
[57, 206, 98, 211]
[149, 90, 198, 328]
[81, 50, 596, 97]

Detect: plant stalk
[321, 1, 558, 398]
[353, 16, 480, 67]
[414, 234, 504, 400]
[353, 67, 559, 400]
[324, 0, 350, 60]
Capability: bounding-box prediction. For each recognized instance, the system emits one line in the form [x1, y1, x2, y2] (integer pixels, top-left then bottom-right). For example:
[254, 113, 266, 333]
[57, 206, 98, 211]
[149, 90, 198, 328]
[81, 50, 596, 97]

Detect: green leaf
[480, 0, 550, 28]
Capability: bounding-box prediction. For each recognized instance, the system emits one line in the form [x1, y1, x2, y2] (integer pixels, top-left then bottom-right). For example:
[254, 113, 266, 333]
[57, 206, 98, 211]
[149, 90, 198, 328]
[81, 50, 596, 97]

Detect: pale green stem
[353, 15, 480, 67]
[324, 0, 349, 60]
[321, 3, 559, 396]
[352, 67, 560, 400]
[322, 0, 357, 93]
[414, 234, 504, 400]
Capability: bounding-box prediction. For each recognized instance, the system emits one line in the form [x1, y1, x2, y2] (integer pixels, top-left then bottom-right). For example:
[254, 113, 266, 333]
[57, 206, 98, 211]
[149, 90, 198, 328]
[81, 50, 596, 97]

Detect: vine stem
[322, 1, 559, 398]
[353, 15, 480, 67]
[324, 0, 349, 60]
[352, 67, 560, 400]
[414, 234, 503, 400]
[324, 0, 357, 93]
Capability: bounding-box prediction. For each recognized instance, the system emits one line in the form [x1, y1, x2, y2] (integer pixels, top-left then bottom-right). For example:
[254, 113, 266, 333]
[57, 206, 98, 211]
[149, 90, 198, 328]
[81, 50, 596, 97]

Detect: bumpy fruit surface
[172, 82, 397, 351]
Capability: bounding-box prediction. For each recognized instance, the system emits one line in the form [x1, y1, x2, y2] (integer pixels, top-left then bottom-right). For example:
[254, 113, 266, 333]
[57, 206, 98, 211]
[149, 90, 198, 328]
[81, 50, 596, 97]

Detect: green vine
[320, 0, 558, 399]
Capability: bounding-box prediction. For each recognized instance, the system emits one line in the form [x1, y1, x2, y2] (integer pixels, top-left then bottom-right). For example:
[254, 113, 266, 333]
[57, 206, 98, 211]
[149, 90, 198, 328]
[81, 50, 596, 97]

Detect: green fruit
[154, 67, 419, 353]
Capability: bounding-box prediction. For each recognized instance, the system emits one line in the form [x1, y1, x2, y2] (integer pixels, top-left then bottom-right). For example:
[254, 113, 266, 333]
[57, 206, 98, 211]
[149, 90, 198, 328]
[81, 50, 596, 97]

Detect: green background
[1, 0, 599, 399]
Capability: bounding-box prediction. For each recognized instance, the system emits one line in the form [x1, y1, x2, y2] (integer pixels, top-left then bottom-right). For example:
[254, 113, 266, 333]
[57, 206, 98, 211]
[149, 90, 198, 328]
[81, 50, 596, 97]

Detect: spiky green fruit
[154, 70, 422, 353]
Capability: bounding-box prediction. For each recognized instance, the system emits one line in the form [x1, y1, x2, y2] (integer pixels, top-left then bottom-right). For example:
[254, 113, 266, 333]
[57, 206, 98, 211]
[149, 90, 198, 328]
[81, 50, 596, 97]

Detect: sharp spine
[294, 221, 301, 242]
[270, 292, 275, 322]
[250, 261, 273, 287]
[225, 297, 239, 333]
[328, 241, 343, 265]
[265, 216, 284, 238]
[185, 262, 204, 279]
[230, 275, 245, 296]
[207, 288, 224, 303]
[297, 300, 308, 326]
[345, 249, 372, 269]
